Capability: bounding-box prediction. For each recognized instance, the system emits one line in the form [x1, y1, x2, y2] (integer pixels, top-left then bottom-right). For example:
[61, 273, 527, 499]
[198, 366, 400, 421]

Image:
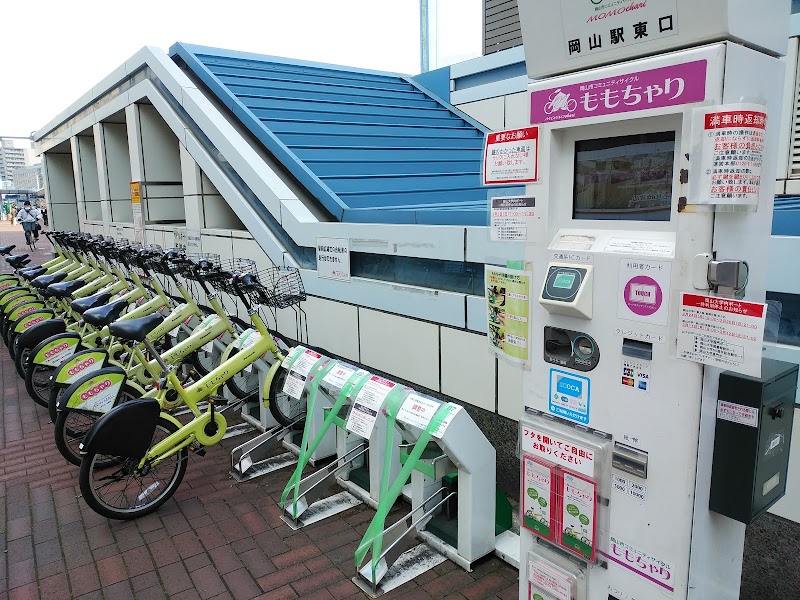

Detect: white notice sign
[431, 404, 463, 439]
[346, 376, 396, 439]
[397, 394, 441, 430]
[717, 400, 759, 428]
[490, 196, 537, 242]
[185, 229, 201, 255]
[605, 238, 674, 257]
[282, 372, 306, 400]
[291, 349, 323, 377]
[316, 237, 350, 281]
[322, 364, 358, 390]
[483, 127, 539, 185]
[691, 103, 767, 207]
[677, 293, 767, 377]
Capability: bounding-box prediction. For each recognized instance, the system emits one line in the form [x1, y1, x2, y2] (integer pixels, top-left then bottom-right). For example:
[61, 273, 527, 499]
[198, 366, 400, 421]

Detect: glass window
[573, 132, 675, 221]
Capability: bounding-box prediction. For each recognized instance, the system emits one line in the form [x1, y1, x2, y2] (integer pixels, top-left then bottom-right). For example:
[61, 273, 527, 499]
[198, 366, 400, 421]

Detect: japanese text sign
[521, 426, 595, 478]
[690, 103, 767, 206]
[483, 127, 539, 185]
[531, 60, 706, 124]
[677, 293, 766, 377]
[560, 0, 679, 60]
[316, 237, 350, 281]
[599, 535, 675, 594]
[490, 196, 537, 242]
[486, 266, 531, 363]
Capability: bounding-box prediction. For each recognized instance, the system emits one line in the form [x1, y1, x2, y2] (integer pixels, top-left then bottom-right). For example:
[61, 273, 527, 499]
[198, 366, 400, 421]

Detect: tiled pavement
[1, 222, 799, 599]
[0, 224, 520, 600]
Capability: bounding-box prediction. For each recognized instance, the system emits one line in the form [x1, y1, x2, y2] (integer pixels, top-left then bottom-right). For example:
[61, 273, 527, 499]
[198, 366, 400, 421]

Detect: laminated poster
[522, 455, 556, 541]
[486, 265, 531, 363]
[346, 376, 395, 439]
[559, 470, 597, 561]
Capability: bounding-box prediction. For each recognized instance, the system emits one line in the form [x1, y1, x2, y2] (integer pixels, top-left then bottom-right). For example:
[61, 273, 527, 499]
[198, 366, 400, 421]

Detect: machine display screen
[573, 132, 675, 221]
[553, 272, 576, 289]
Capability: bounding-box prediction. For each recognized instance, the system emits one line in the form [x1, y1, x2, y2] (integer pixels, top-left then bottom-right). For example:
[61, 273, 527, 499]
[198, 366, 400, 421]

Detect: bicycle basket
[168, 253, 220, 278]
[205, 259, 257, 295]
[256, 266, 305, 309]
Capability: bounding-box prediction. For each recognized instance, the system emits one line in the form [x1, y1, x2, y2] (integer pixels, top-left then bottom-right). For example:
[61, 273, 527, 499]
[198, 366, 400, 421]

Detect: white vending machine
[512, 1, 792, 599]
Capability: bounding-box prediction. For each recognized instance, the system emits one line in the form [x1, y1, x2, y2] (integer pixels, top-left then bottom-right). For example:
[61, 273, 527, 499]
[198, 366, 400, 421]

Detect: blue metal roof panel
[170, 42, 509, 226]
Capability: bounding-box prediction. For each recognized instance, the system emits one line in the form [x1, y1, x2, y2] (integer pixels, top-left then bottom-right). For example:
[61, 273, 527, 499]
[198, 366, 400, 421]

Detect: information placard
[558, 470, 597, 561]
[677, 293, 766, 377]
[486, 266, 531, 363]
[316, 237, 350, 281]
[346, 376, 396, 439]
[483, 127, 539, 185]
[490, 196, 538, 242]
[690, 103, 767, 207]
[522, 455, 556, 541]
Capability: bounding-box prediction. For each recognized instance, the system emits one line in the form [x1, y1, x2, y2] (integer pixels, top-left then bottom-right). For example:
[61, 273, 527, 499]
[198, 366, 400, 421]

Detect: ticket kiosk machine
[514, 1, 791, 599]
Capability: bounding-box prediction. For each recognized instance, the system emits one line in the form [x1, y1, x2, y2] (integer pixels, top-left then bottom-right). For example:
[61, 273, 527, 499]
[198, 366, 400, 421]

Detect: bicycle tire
[54, 385, 141, 466]
[268, 368, 305, 427]
[24, 361, 54, 408]
[79, 417, 187, 520]
[48, 384, 66, 424]
[225, 347, 260, 399]
[14, 342, 32, 379]
[188, 347, 214, 377]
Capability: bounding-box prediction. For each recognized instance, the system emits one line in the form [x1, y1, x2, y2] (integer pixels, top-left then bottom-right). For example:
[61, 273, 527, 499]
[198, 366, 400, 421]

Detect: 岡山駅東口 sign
[316, 237, 350, 281]
[483, 127, 539, 185]
[530, 59, 706, 124]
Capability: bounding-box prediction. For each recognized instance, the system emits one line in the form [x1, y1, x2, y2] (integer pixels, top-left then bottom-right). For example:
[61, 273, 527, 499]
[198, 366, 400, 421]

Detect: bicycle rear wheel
[268, 368, 305, 426]
[79, 417, 187, 520]
[54, 384, 141, 466]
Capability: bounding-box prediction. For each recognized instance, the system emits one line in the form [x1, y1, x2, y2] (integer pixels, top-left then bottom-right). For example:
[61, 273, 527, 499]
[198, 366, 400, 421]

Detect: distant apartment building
[0, 139, 26, 185]
[12, 164, 42, 190]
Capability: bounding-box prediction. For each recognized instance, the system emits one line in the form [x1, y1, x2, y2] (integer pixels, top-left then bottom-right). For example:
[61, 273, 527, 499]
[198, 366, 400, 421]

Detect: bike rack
[229, 418, 302, 483]
[355, 488, 455, 597]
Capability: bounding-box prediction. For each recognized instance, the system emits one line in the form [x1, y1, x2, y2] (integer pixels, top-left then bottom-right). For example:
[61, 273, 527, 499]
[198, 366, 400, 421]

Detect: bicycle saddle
[71, 291, 113, 314]
[0, 245, 16, 255]
[32, 272, 67, 289]
[48, 279, 86, 298]
[82, 298, 129, 328]
[108, 313, 164, 343]
[20, 267, 47, 281]
[5, 254, 29, 268]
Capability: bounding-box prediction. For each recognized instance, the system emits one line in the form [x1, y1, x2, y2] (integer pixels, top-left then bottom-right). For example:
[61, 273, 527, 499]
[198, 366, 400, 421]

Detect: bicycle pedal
[189, 444, 206, 456]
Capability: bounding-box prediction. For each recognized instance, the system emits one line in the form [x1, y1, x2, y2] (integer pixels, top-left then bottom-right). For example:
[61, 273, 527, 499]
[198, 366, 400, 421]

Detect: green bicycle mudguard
[0, 287, 29, 307]
[12, 309, 54, 335]
[52, 348, 111, 386]
[79, 398, 160, 458]
[30, 332, 84, 368]
[16, 318, 65, 352]
[0, 279, 19, 294]
[4, 294, 38, 315]
[59, 366, 129, 414]
[8, 300, 46, 322]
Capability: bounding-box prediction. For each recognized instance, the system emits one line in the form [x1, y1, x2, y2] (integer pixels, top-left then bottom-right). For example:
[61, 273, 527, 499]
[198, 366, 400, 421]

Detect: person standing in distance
[17, 200, 43, 242]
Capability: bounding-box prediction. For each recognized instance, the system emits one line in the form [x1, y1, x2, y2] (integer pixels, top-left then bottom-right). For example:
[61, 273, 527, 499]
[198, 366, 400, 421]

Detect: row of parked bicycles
[0, 231, 307, 519]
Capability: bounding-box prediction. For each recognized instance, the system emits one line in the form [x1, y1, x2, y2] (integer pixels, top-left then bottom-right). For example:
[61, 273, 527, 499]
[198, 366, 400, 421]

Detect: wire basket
[204, 259, 257, 295]
[256, 266, 305, 309]
[168, 253, 220, 277]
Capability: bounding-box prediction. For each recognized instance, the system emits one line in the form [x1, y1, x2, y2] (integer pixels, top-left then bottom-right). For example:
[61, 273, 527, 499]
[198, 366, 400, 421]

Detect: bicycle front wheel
[79, 417, 187, 520]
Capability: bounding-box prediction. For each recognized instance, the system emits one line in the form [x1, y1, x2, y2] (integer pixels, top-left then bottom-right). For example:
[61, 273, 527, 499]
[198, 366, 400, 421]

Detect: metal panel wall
[484, 0, 522, 55]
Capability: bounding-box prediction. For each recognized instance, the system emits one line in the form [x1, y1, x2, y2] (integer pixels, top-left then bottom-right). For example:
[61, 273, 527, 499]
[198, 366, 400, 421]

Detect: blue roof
[169, 43, 522, 226]
[773, 196, 800, 236]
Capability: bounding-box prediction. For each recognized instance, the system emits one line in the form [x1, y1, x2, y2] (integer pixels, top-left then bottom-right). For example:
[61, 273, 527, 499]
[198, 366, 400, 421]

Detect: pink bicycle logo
[45, 342, 70, 359]
[23, 316, 45, 328]
[543, 89, 577, 115]
[68, 357, 96, 377]
[80, 379, 112, 401]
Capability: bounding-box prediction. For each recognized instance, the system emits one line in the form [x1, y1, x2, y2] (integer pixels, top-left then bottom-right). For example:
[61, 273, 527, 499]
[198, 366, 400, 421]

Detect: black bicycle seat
[48, 280, 85, 299]
[0, 245, 16, 255]
[71, 291, 113, 314]
[83, 299, 129, 328]
[32, 272, 67, 289]
[20, 267, 47, 281]
[108, 313, 164, 343]
[6, 254, 29, 268]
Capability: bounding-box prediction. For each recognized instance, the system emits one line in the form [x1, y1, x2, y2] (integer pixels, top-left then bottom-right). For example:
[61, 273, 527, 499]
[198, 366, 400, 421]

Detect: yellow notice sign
[130, 182, 141, 204]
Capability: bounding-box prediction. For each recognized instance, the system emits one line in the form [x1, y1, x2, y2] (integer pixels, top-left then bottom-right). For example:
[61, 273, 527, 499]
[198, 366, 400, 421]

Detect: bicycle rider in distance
[17, 200, 43, 246]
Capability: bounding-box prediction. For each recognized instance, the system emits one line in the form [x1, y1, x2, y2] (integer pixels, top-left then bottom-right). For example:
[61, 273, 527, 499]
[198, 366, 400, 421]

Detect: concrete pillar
[42, 151, 79, 231]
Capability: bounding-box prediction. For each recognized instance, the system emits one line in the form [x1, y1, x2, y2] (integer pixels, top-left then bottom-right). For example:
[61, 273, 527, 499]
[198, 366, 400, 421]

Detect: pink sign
[531, 60, 707, 124]
[624, 275, 662, 317]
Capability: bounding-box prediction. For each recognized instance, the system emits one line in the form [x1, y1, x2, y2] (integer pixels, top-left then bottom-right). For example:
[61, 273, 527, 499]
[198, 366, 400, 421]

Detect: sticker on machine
[548, 369, 590, 425]
[621, 357, 651, 393]
[521, 426, 595, 477]
[282, 372, 306, 400]
[431, 403, 463, 439]
[677, 293, 767, 377]
[397, 394, 441, 430]
[321, 363, 358, 390]
[290, 349, 323, 377]
[558, 470, 597, 561]
[483, 127, 539, 185]
[618, 259, 671, 326]
[599, 535, 675, 594]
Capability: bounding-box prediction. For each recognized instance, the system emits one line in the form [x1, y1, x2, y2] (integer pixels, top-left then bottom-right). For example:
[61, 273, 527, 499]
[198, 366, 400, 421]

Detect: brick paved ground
[0, 223, 519, 600]
[0, 221, 797, 600]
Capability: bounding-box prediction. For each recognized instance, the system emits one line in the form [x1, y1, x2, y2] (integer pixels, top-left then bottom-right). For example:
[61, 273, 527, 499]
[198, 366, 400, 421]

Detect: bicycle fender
[263, 360, 282, 405]
[0, 287, 29, 307]
[3, 293, 36, 313]
[30, 332, 83, 367]
[58, 366, 128, 413]
[80, 399, 160, 458]
[15, 317, 64, 347]
[52, 348, 110, 385]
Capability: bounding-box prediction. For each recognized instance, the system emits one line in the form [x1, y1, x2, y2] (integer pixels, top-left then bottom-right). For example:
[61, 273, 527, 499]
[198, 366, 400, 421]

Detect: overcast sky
[0, 0, 481, 147]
